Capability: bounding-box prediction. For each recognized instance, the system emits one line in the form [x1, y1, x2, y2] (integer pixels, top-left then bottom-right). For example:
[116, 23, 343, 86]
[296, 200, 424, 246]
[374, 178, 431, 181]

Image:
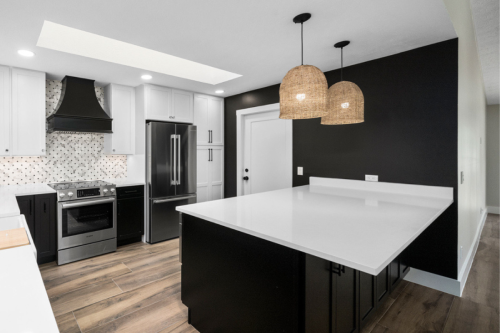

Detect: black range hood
[47, 76, 112, 133]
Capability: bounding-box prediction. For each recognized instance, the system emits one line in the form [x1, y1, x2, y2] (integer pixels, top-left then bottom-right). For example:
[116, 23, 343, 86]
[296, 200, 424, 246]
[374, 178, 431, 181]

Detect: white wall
[443, 0, 487, 278]
[486, 104, 500, 212]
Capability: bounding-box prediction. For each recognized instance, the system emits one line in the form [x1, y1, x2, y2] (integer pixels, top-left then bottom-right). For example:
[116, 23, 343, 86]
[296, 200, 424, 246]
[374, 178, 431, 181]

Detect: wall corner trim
[404, 268, 461, 296]
[405, 208, 489, 296]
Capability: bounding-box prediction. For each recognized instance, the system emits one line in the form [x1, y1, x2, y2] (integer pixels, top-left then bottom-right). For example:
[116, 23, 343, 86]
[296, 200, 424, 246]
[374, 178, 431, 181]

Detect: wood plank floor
[41, 214, 499, 333]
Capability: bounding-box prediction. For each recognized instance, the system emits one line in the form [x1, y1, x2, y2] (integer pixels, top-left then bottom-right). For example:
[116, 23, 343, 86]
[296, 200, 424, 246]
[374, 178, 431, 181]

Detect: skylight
[37, 21, 242, 85]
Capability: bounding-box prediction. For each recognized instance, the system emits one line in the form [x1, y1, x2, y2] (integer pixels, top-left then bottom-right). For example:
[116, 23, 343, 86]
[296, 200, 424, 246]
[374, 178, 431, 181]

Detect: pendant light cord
[341, 47, 343, 81]
[301, 23, 304, 65]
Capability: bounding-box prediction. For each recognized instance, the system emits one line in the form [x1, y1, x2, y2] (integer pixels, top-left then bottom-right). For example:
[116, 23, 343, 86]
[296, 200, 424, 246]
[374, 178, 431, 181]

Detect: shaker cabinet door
[171, 89, 193, 123]
[0, 66, 10, 156]
[145, 85, 172, 121]
[34, 194, 57, 263]
[11, 68, 46, 156]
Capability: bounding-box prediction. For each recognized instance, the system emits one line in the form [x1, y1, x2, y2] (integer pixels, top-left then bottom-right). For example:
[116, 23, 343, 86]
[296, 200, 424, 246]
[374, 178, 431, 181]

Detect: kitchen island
[177, 177, 453, 333]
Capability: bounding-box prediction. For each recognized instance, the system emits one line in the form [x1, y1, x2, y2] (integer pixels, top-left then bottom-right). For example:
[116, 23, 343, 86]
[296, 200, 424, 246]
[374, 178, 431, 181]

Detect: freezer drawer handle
[171, 134, 177, 185]
[153, 195, 196, 204]
[177, 134, 181, 185]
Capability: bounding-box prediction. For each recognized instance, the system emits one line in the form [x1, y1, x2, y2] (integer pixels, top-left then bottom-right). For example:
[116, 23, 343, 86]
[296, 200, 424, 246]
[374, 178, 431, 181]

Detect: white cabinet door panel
[104, 84, 135, 155]
[171, 89, 193, 123]
[210, 147, 224, 185]
[209, 98, 224, 145]
[197, 186, 209, 203]
[210, 184, 223, 201]
[146, 85, 171, 121]
[11, 68, 45, 156]
[194, 94, 210, 144]
[0, 66, 10, 156]
[197, 147, 210, 186]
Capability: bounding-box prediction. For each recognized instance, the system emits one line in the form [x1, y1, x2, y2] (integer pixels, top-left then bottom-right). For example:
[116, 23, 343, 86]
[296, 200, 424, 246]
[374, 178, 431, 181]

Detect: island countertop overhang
[177, 177, 453, 275]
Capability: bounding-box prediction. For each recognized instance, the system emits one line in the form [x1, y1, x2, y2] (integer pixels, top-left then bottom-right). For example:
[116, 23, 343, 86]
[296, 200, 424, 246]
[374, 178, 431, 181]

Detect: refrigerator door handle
[177, 134, 181, 185]
[171, 134, 177, 185]
[153, 194, 197, 204]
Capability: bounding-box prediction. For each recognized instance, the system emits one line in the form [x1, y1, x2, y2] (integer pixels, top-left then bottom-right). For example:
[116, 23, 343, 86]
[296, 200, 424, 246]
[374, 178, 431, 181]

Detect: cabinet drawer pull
[330, 264, 345, 276]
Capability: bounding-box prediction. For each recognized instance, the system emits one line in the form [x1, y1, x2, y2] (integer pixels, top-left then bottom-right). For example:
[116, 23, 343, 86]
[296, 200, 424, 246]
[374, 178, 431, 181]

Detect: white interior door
[240, 107, 292, 196]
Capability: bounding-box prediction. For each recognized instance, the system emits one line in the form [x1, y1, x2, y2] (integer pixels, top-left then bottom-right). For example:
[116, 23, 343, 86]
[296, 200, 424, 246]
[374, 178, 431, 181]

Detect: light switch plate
[297, 167, 303, 176]
[365, 175, 378, 182]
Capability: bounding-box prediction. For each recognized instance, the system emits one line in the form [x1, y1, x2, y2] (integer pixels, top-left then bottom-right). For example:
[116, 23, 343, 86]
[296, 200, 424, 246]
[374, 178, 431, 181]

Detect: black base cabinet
[181, 214, 410, 333]
[117, 186, 144, 246]
[16, 194, 57, 264]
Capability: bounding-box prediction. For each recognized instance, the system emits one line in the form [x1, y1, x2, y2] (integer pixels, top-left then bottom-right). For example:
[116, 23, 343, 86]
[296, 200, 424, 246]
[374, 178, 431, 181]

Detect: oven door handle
[61, 197, 116, 209]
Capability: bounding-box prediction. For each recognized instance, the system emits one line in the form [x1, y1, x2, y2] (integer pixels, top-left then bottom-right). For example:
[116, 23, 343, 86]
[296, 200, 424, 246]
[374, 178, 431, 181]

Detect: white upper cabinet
[11, 68, 46, 156]
[194, 94, 224, 145]
[103, 84, 135, 155]
[143, 85, 193, 123]
[145, 85, 171, 121]
[0, 66, 10, 156]
[171, 89, 193, 123]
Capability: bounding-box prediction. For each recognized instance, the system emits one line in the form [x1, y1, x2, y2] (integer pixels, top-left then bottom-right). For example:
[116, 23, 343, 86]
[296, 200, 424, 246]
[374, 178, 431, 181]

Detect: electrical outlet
[365, 175, 378, 182]
[297, 167, 303, 176]
[461, 171, 464, 184]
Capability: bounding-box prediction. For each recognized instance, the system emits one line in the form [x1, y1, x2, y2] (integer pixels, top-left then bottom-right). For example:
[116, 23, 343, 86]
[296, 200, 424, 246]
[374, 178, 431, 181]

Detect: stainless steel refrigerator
[146, 121, 197, 244]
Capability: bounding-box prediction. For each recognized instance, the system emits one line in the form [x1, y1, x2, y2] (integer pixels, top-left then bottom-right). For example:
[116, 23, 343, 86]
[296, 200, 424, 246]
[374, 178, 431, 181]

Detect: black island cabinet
[181, 214, 410, 333]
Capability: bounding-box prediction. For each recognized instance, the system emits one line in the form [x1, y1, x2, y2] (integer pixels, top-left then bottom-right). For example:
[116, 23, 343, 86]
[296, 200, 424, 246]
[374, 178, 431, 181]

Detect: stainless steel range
[47, 180, 117, 265]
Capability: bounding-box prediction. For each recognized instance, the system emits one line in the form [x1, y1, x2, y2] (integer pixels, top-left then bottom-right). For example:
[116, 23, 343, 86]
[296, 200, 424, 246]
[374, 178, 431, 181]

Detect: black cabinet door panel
[117, 197, 144, 241]
[359, 272, 376, 324]
[34, 194, 57, 263]
[376, 266, 390, 304]
[305, 254, 331, 333]
[333, 265, 359, 333]
[16, 195, 35, 240]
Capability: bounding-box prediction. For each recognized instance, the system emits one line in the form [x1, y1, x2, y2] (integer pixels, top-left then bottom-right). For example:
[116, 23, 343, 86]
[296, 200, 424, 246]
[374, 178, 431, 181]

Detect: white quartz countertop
[177, 177, 454, 275]
[0, 245, 59, 332]
[0, 184, 55, 218]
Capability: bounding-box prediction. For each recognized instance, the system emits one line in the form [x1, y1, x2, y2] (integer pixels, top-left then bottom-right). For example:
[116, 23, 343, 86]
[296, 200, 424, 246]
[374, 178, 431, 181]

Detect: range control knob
[68, 192, 74, 197]
[103, 189, 109, 194]
[110, 188, 115, 193]
[59, 193, 65, 198]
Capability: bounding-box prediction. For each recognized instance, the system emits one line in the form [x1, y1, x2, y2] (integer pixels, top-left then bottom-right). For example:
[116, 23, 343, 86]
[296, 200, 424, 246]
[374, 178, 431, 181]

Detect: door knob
[243, 176, 249, 181]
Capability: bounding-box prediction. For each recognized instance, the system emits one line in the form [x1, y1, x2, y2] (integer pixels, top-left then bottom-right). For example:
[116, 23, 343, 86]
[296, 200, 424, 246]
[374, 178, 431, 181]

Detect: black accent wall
[224, 39, 458, 279]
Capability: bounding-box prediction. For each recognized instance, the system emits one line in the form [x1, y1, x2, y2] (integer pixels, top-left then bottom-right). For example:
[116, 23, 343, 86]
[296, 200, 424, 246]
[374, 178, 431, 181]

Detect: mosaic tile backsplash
[0, 80, 127, 185]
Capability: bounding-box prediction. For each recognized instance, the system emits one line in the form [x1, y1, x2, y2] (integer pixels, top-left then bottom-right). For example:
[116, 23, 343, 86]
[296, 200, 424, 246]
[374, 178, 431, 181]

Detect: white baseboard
[404, 208, 489, 296]
[487, 206, 499, 214]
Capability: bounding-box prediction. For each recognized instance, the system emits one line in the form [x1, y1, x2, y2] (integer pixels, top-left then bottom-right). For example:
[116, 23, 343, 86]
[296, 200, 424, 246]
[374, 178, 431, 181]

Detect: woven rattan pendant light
[321, 41, 364, 125]
[279, 13, 328, 119]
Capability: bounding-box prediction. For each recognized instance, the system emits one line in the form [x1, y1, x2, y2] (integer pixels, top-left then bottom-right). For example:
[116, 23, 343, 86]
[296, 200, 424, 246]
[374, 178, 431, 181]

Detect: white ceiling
[471, 0, 499, 105]
[0, 0, 456, 97]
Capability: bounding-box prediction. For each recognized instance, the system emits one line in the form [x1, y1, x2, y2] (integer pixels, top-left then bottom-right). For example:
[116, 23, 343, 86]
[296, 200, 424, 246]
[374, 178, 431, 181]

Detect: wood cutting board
[0, 228, 30, 251]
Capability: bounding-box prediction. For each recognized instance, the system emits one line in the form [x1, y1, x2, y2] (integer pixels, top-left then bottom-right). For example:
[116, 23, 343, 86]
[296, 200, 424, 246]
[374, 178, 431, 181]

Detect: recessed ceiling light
[141, 74, 152, 80]
[215, 90, 224, 94]
[18, 50, 35, 57]
[37, 21, 242, 85]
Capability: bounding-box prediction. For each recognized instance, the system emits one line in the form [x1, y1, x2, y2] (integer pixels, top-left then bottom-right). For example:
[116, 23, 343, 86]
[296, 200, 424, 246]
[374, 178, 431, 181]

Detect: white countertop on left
[0, 184, 55, 218]
[0, 245, 59, 333]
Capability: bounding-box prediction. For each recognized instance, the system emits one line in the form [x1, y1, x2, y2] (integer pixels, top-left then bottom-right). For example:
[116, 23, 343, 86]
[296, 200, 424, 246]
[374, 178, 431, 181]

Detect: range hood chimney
[47, 76, 112, 133]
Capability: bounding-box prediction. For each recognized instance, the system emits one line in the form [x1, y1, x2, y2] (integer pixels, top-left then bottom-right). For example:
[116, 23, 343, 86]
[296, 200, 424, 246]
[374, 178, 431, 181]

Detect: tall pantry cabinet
[194, 94, 224, 202]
